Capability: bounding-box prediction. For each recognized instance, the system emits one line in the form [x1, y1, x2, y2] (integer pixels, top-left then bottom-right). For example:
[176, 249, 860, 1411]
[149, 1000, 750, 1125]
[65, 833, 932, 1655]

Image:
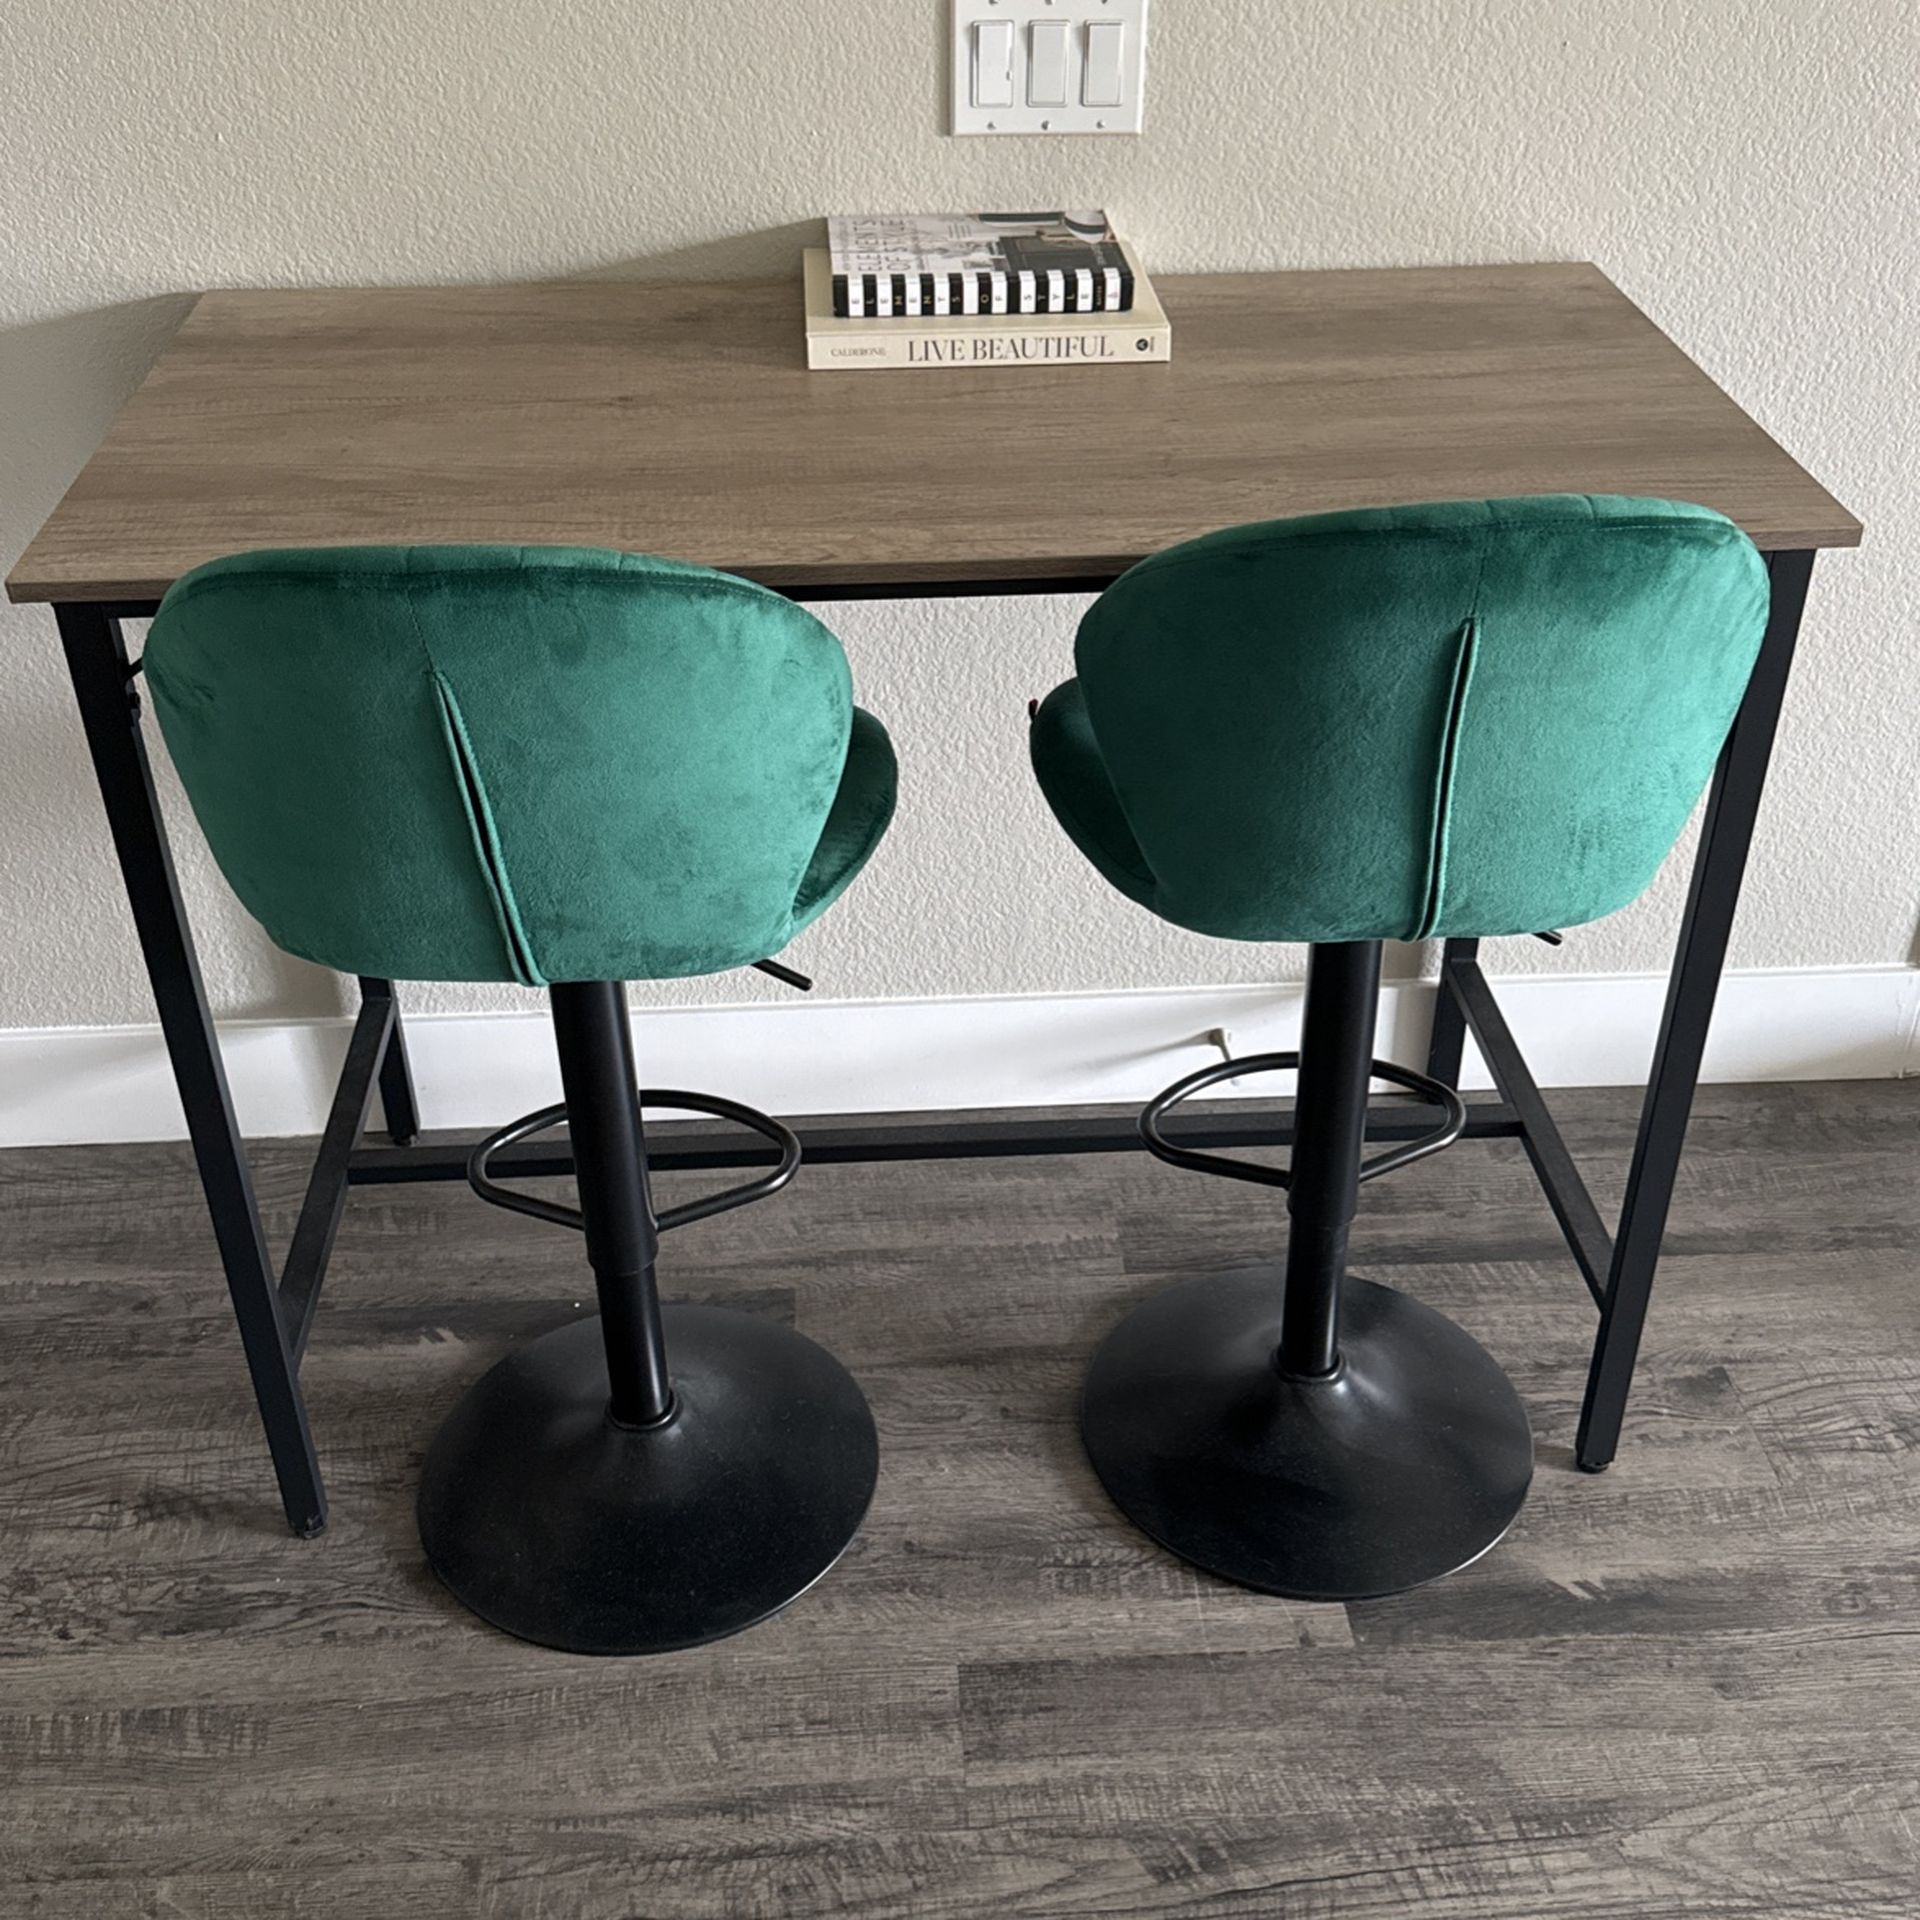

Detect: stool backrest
[1072, 495, 1771, 941]
[145, 546, 856, 983]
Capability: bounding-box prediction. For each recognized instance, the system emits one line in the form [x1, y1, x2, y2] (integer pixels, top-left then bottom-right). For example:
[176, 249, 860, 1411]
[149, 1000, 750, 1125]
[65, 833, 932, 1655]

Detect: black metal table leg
[55, 603, 326, 1536]
[1424, 936, 1479, 1087]
[358, 976, 420, 1145]
[1576, 550, 1817, 1471]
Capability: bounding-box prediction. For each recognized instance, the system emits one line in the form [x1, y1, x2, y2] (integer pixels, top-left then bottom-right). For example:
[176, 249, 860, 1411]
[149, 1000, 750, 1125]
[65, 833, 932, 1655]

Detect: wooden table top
[7, 261, 1860, 606]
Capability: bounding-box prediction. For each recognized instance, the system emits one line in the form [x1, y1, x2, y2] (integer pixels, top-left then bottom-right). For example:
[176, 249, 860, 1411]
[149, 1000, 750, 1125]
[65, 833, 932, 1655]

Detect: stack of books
[804, 211, 1170, 373]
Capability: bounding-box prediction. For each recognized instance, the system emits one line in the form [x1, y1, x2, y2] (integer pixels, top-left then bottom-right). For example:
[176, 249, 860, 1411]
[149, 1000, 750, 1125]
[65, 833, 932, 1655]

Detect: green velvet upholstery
[1031, 496, 1769, 943]
[146, 546, 896, 984]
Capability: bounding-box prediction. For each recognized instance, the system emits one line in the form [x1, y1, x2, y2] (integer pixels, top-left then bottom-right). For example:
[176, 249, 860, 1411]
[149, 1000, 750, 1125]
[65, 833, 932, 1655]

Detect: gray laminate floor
[2, 1081, 1917, 1918]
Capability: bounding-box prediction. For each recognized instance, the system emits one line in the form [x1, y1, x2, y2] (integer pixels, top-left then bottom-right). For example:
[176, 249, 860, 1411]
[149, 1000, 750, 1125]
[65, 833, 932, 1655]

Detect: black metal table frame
[51, 548, 1817, 1537]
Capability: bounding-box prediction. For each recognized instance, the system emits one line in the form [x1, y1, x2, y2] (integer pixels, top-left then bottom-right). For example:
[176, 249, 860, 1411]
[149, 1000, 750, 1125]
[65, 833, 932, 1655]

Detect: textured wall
[3, 0, 1915, 1032]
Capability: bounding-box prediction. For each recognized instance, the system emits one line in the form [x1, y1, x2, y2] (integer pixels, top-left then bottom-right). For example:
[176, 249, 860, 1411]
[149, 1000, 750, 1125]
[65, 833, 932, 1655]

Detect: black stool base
[418, 1303, 878, 1654]
[1082, 1268, 1533, 1601]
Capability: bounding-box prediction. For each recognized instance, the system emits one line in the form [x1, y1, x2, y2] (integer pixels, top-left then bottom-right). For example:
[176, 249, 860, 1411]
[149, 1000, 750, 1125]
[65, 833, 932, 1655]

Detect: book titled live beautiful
[803, 217, 1171, 373]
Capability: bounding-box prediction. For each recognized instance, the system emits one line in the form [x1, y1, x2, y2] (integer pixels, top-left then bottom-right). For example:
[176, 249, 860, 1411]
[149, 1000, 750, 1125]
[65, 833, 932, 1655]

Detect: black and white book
[803, 245, 1170, 372]
[828, 211, 1135, 319]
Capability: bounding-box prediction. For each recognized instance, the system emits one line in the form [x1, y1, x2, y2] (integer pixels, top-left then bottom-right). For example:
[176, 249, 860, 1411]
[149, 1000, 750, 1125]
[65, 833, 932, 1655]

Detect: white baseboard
[1, 966, 1913, 1149]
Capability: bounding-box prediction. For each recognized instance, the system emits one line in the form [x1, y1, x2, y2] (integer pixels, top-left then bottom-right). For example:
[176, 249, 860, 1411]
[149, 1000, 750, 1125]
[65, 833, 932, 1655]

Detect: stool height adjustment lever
[751, 957, 814, 992]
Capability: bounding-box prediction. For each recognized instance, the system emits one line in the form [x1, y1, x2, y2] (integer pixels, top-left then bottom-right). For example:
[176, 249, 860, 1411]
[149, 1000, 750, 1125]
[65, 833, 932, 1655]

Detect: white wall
[3, 1, 1917, 1050]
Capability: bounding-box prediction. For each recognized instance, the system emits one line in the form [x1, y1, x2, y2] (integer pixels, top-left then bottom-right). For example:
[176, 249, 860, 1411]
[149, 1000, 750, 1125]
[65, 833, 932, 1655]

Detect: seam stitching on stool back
[429, 670, 547, 987]
[1410, 614, 1480, 941]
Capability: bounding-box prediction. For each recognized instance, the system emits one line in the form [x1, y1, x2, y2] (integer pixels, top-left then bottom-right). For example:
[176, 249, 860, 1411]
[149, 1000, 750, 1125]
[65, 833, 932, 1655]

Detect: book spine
[830, 268, 1136, 318]
[808, 321, 1170, 372]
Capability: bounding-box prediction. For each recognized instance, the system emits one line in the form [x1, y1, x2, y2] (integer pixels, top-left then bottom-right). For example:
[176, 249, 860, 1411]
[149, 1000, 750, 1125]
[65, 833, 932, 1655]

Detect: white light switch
[950, 1, 1149, 136]
[1082, 21, 1124, 106]
[1028, 20, 1069, 106]
[972, 19, 1015, 108]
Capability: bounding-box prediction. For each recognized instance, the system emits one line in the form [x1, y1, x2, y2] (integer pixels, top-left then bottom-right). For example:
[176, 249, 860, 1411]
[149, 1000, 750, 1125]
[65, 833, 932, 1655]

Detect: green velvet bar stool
[1030, 496, 1769, 1600]
[145, 545, 897, 1653]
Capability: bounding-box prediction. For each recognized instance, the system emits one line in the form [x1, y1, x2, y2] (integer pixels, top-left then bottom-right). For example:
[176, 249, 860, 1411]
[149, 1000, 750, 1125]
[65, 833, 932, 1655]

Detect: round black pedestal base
[418, 1304, 878, 1654]
[1082, 1269, 1533, 1601]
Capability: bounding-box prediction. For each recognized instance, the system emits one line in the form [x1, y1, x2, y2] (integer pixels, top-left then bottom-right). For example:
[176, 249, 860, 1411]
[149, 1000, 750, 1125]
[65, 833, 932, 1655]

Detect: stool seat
[145, 544, 899, 985]
[1029, 679, 1158, 914]
[1031, 494, 1769, 946]
[794, 706, 898, 928]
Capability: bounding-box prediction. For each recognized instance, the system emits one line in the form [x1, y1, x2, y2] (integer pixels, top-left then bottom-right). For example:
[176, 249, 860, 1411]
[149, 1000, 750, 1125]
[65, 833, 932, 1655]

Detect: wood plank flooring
[1, 1081, 1916, 1918]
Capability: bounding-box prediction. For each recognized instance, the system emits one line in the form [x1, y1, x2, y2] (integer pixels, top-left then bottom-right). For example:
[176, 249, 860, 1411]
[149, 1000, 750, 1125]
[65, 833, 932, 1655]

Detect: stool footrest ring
[467, 1089, 801, 1234]
[1139, 1052, 1466, 1190]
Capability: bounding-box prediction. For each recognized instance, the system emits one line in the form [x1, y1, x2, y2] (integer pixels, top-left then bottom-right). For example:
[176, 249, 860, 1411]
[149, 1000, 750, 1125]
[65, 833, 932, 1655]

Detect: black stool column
[1277, 941, 1382, 1380]
[417, 982, 878, 1655]
[1081, 942, 1534, 1601]
[549, 982, 674, 1428]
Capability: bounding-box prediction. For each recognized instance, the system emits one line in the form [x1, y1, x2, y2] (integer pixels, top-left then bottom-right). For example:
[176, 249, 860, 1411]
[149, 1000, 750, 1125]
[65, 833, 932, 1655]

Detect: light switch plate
[950, 0, 1149, 136]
